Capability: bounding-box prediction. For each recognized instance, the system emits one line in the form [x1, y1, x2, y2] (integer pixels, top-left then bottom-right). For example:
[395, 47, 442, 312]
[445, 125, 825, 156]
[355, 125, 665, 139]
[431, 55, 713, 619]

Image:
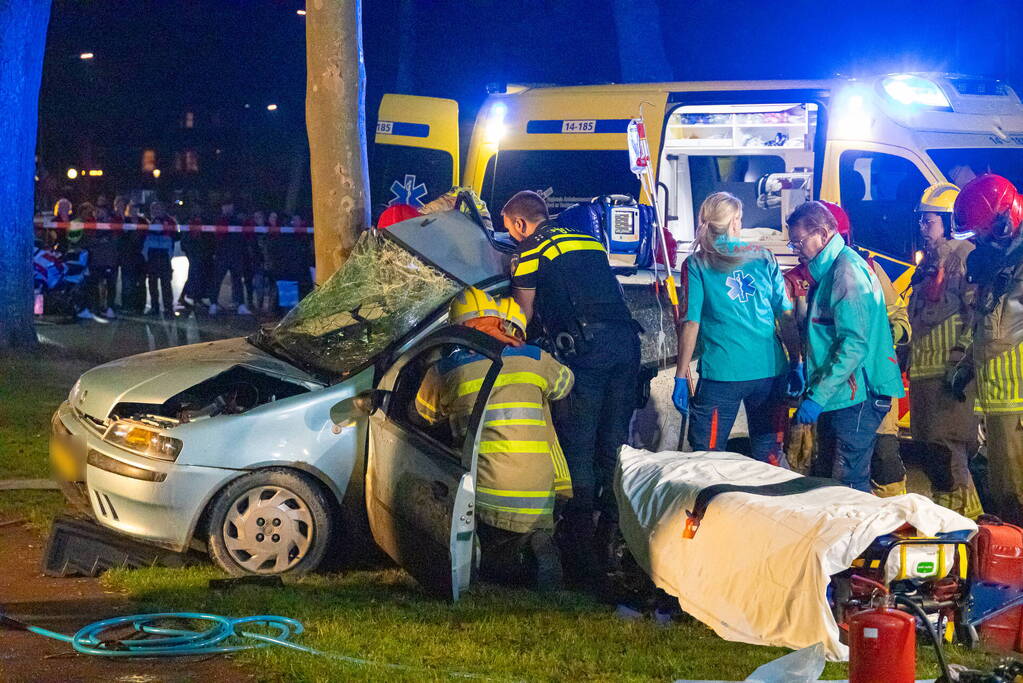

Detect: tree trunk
[306, 0, 371, 284]
[611, 0, 673, 83]
[0, 0, 51, 349]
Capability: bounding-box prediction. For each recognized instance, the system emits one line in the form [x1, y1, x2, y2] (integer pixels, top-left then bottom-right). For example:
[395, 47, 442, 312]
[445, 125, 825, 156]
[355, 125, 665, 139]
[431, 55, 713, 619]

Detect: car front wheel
[206, 469, 333, 576]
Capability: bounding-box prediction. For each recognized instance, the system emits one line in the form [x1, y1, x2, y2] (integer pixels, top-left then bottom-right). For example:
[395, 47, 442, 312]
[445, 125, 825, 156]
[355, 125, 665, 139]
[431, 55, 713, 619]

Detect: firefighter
[951, 174, 1023, 524]
[415, 287, 574, 591]
[788, 201, 905, 491]
[503, 190, 641, 590]
[907, 183, 983, 518]
[784, 201, 910, 496]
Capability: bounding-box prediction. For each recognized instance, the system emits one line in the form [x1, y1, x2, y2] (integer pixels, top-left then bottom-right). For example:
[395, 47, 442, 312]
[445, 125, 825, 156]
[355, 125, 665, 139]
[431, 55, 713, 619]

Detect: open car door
[364, 326, 504, 600]
[372, 94, 460, 223]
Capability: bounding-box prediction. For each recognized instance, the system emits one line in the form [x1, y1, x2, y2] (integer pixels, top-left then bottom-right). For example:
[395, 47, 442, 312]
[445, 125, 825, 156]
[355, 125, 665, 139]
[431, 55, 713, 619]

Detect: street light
[267, 104, 278, 111]
[296, 9, 306, 16]
[79, 52, 94, 60]
[67, 168, 78, 179]
[152, 168, 161, 179]
[88, 169, 103, 177]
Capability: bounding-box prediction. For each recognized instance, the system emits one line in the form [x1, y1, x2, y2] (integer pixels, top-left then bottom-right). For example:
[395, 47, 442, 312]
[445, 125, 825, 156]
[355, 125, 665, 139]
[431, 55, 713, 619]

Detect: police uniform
[510, 220, 641, 519]
[909, 238, 982, 518]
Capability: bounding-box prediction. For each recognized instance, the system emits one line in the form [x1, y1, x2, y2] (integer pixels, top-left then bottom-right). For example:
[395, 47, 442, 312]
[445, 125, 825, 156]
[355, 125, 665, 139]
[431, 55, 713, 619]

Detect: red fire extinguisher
[849, 603, 917, 683]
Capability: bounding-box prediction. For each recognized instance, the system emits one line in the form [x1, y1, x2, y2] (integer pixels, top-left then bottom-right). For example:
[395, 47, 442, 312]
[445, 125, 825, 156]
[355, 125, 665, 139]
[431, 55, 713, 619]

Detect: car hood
[71, 337, 320, 420]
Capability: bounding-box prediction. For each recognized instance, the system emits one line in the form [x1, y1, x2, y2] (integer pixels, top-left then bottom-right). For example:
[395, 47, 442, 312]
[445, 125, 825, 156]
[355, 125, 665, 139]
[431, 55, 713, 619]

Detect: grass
[0, 348, 88, 527]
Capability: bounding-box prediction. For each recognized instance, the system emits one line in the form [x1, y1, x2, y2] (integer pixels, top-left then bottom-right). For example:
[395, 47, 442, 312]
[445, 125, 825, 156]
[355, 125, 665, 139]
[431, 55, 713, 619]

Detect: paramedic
[952, 174, 1023, 524]
[415, 287, 574, 591]
[504, 190, 640, 589]
[908, 183, 982, 519]
[788, 201, 904, 491]
[673, 192, 801, 463]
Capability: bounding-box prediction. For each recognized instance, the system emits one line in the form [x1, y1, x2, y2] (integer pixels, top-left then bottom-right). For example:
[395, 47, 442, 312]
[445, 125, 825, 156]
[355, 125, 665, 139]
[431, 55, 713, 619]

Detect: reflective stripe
[977, 340, 1023, 413]
[550, 366, 573, 400]
[477, 486, 553, 497]
[543, 240, 606, 260]
[477, 487, 554, 516]
[487, 401, 543, 409]
[457, 371, 548, 398]
[484, 419, 548, 427]
[514, 258, 539, 277]
[476, 502, 553, 515]
[484, 406, 545, 422]
[415, 393, 438, 420]
[519, 232, 599, 258]
[479, 440, 551, 454]
[910, 315, 961, 380]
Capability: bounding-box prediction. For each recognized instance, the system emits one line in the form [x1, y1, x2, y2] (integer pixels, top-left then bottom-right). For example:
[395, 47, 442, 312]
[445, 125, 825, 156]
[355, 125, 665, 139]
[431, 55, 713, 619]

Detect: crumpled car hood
[71, 337, 320, 420]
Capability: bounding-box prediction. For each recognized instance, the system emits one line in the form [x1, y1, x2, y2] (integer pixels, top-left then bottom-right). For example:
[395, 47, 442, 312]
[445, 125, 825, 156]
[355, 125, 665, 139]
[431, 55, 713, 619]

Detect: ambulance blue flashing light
[881, 74, 951, 110]
[485, 102, 507, 144]
[833, 89, 872, 140]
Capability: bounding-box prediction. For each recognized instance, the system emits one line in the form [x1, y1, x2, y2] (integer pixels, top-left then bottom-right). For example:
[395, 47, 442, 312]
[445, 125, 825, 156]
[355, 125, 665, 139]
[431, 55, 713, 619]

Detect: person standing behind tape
[788, 201, 905, 491]
[673, 192, 801, 463]
[505, 190, 640, 591]
[907, 183, 983, 518]
[415, 287, 574, 591]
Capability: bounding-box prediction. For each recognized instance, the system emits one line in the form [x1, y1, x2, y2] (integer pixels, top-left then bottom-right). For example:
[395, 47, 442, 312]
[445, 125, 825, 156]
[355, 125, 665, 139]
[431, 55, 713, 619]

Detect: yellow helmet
[495, 296, 527, 337]
[918, 182, 960, 214]
[448, 287, 502, 325]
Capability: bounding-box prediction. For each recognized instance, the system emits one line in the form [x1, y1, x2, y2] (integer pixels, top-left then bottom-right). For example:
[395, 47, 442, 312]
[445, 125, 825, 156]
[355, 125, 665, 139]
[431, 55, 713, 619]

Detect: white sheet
[615, 447, 977, 661]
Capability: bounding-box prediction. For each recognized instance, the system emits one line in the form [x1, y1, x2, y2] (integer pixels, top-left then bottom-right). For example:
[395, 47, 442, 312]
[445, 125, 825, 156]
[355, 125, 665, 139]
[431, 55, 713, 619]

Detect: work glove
[793, 398, 824, 425]
[786, 361, 806, 398]
[945, 363, 974, 403]
[672, 377, 690, 416]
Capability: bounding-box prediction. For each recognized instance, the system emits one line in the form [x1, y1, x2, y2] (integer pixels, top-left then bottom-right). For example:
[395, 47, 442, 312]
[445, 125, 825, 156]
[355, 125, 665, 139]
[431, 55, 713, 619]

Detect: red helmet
[819, 200, 851, 243]
[377, 203, 421, 229]
[953, 174, 1023, 240]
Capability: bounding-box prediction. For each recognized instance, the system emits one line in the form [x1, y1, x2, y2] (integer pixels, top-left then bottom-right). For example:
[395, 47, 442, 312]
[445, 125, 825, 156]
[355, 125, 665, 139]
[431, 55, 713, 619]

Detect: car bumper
[52, 401, 238, 552]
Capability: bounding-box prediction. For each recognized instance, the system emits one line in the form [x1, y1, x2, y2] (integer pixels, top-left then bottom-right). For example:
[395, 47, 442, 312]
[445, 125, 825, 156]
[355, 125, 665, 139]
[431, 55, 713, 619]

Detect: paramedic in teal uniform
[673, 192, 801, 462]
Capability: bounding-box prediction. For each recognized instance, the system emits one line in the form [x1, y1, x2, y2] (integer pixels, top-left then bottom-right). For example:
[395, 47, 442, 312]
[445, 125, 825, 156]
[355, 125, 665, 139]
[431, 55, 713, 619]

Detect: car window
[840, 150, 928, 261]
[390, 342, 497, 461]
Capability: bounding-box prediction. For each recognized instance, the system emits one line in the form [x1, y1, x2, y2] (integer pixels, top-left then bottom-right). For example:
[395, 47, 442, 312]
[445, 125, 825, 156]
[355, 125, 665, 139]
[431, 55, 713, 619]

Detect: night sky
[36, 0, 1021, 210]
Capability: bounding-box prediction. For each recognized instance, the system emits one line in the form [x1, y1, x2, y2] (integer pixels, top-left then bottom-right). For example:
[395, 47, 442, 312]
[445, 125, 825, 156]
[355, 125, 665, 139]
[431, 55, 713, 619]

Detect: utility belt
[545, 317, 641, 362]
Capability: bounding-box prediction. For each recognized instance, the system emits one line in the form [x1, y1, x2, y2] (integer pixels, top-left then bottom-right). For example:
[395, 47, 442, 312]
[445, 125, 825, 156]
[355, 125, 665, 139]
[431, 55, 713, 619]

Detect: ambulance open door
[372, 94, 460, 223]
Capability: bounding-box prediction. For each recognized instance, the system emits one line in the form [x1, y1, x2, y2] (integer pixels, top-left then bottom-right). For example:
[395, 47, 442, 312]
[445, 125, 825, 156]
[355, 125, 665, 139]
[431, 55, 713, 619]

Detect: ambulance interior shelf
[667, 104, 812, 149]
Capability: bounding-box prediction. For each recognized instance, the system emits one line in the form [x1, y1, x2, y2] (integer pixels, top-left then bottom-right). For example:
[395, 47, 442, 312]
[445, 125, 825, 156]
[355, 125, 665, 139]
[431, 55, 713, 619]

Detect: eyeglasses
[918, 215, 942, 226]
[787, 238, 808, 250]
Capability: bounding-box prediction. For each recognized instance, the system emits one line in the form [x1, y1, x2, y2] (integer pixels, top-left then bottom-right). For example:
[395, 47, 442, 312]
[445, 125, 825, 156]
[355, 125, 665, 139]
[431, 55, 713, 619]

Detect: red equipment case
[974, 517, 1023, 651]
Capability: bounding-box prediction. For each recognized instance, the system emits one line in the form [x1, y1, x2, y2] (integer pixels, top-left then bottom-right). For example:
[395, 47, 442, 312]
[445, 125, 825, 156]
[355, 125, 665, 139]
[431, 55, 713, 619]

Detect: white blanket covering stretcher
[615, 447, 977, 660]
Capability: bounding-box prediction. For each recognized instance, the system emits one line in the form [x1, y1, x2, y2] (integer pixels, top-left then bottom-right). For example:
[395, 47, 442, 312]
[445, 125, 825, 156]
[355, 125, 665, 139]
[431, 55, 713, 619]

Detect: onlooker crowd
[34, 196, 314, 320]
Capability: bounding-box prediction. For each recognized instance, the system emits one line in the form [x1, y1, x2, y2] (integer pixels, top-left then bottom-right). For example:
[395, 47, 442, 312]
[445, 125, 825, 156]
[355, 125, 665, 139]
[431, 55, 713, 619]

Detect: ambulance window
[839, 151, 928, 261]
[370, 144, 454, 223]
[481, 150, 641, 219]
[687, 155, 785, 230]
[927, 148, 1023, 190]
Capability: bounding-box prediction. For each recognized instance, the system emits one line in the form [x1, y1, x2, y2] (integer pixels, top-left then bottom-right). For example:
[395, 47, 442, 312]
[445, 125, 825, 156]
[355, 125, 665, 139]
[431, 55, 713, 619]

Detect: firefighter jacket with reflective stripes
[909, 239, 974, 381]
[805, 234, 905, 411]
[970, 238, 1023, 414]
[415, 343, 574, 533]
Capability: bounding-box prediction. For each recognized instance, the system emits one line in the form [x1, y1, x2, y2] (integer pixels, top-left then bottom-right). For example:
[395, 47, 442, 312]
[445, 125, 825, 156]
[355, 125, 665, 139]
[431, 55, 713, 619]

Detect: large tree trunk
[611, 0, 673, 83]
[0, 0, 50, 349]
[306, 0, 371, 284]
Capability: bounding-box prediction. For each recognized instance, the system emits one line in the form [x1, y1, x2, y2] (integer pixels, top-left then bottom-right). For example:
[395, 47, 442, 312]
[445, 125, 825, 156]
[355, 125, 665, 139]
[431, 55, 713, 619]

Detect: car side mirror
[331, 389, 388, 423]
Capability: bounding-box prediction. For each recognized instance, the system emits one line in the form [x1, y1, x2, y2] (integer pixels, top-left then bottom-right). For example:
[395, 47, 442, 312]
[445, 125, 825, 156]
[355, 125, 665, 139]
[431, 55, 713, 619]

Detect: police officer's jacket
[511, 220, 633, 339]
[908, 239, 974, 381]
[416, 342, 574, 533]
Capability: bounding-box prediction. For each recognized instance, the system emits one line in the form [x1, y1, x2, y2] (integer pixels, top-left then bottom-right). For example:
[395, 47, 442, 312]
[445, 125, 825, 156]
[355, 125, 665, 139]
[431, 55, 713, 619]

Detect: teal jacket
[805, 234, 905, 411]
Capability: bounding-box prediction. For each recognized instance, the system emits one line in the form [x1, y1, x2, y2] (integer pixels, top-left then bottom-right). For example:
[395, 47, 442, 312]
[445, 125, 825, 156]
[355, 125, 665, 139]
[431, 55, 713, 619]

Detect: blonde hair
[695, 192, 744, 271]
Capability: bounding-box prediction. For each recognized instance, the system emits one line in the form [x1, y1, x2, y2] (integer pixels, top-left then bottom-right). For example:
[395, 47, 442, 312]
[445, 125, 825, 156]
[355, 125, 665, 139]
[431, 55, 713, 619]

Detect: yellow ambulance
[374, 73, 1023, 294]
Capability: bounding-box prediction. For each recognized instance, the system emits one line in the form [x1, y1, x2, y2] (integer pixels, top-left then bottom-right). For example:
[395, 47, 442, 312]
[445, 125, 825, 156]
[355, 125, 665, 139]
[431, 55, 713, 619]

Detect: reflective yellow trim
[520, 232, 599, 258]
[513, 258, 539, 276]
[477, 486, 553, 497]
[457, 371, 548, 397]
[475, 503, 551, 515]
[898, 544, 908, 580]
[542, 240, 606, 260]
[415, 394, 436, 412]
[487, 401, 543, 409]
[958, 545, 968, 580]
[870, 559, 880, 569]
[483, 419, 548, 427]
[479, 440, 551, 454]
[938, 545, 947, 578]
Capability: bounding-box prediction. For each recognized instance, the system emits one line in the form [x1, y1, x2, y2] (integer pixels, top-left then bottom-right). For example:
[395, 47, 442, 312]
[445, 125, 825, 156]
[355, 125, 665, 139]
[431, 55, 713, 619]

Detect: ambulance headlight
[881, 74, 951, 111]
[485, 102, 507, 144]
[104, 421, 182, 461]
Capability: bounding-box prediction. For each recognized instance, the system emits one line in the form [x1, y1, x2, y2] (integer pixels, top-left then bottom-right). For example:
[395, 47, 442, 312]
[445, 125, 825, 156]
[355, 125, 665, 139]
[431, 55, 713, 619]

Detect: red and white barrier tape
[34, 219, 313, 234]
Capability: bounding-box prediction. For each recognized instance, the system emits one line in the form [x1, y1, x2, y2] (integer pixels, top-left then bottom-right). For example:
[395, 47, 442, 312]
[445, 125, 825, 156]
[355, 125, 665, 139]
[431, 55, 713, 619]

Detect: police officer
[503, 190, 641, 590]
[416, 287, 574, 590]
[908, 183, 982, 519]
[952, 174, 1023, 524]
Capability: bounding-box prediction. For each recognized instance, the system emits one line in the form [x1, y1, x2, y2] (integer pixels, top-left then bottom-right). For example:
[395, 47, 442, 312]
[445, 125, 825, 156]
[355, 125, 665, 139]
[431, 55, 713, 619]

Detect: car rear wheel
[206, 469, 333, 576]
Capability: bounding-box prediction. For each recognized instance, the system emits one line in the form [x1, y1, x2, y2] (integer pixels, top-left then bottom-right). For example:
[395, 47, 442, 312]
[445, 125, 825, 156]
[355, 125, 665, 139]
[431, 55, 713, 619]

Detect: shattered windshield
[262, 232, 460, 377]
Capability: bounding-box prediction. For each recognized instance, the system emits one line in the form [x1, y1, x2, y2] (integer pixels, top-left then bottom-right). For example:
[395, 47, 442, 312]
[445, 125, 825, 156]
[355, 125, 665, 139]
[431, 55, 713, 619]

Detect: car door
[372, 94, 460, 223]
[365, 326, 504, 601]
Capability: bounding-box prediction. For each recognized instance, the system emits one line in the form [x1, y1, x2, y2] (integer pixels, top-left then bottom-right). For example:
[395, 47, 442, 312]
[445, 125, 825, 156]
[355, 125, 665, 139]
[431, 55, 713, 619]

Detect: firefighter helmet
[449, 287, 501, 325]
[917, 182, 959, 214]
[819, 201, 851, 241]
[953, 174, 1023, 240]
[495, 296, 527, 337]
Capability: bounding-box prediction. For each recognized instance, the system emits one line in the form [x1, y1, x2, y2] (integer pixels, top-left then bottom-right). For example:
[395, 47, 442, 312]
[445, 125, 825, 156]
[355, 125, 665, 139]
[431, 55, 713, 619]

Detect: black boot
[529, 530, 563, 593]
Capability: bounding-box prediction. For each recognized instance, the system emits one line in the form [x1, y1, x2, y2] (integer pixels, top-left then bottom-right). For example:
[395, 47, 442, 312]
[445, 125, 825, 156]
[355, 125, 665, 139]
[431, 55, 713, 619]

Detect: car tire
[206, 468, 333, 577]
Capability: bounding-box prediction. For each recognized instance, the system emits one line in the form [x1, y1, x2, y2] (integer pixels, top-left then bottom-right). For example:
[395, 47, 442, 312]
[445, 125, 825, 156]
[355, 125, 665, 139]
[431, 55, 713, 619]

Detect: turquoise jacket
[805, 234, 905, 411]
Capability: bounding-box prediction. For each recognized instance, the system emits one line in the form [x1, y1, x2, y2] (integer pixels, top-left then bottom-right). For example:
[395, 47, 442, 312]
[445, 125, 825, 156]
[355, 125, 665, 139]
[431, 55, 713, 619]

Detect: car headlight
[103, 421, 183, 461]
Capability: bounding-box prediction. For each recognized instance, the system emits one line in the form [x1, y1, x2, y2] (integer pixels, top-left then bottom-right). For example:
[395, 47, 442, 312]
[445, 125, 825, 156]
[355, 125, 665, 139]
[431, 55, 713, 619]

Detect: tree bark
[306, 0, 371, 284]
[611, 0, 673, 83]
[0, 0, 51, 349]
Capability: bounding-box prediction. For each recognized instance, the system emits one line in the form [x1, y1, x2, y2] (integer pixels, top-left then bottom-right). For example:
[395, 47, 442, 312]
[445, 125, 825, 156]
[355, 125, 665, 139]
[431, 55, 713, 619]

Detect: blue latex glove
[793, 398, 824, 424]
[786, 361, 806, 398]
[672, 377, 690, 415]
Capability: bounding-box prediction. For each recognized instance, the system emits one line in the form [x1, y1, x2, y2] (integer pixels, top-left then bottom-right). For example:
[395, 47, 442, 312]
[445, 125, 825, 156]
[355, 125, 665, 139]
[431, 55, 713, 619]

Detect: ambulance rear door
[372, 94, 460, 223]
[657, 87, 830, 262]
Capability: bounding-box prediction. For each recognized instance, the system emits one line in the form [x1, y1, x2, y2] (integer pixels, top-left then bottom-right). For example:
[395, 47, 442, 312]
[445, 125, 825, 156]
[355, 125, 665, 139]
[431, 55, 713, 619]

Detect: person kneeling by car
[415, 287, 574, 591]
